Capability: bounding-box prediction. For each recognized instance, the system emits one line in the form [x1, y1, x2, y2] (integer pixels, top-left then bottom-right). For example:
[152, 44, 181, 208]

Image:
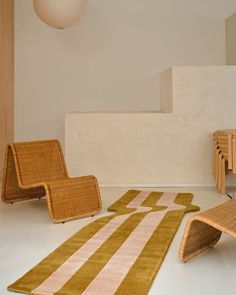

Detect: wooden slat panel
[0, 0, 14, 179]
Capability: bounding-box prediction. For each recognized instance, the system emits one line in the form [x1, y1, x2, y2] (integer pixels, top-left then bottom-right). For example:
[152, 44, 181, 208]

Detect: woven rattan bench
[1, 139, 102, 223]
[179, 199, 236, 262]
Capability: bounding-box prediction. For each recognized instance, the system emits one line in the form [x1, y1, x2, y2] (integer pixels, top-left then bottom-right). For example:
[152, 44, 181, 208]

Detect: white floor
[0, 187, 236, 295]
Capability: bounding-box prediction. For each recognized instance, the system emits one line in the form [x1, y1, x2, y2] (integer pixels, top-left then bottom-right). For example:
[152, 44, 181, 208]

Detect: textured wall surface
[65, 66, 236, 186]
[15, 0, 236, 143]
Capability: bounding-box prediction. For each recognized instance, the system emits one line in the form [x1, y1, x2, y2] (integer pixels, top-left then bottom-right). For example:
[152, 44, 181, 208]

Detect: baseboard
[99, 183, 217, 188]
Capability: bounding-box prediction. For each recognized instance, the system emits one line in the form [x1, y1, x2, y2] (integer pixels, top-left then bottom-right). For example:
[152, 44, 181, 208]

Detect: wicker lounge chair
[179, 199, 236, 262]
[1, 139, 102, 223]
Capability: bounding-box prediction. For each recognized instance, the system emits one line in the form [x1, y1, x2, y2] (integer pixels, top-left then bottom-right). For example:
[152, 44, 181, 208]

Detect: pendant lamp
[33, 0, 86, 29]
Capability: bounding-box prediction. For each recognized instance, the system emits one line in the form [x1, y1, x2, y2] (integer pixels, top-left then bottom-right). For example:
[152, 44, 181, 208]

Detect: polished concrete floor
[0, 187, 235, 295]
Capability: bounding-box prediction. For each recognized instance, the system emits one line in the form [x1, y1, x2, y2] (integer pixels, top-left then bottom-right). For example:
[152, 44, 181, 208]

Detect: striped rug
[8, 190, 199, 295]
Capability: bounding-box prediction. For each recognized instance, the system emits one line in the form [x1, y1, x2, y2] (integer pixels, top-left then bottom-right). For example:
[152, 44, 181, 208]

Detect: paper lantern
[33, 0, 86, 29]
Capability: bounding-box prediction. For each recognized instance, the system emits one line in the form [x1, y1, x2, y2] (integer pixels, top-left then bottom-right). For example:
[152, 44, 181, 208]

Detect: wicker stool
[179, 199, 236, 262]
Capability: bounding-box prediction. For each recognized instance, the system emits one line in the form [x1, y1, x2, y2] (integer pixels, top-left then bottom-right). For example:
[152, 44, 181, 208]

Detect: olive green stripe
[57, 193, 190, 295]
[7, 191, 199, 295]
[108, 189, 142, 212]
[8, 190, 142, 293]
[8, 215, 114, 293]
[141, 191, 166, 210]
[108, 191, 165, 213]
[174, 193, 200, 213]
[55, 192, 166, 294]
[115, 193, 198, 295]
[115, 211, 185, 294]
[54, 211, 151, 294]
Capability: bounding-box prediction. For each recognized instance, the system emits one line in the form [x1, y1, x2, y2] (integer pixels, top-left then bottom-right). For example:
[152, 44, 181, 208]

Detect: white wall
[65, 66, 236, 186]
[15, 0, 236, 143]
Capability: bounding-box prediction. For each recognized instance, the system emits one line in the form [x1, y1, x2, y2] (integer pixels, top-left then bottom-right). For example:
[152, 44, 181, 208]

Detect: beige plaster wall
[65, 66, 236, 186]
[15, 0, 236, 143]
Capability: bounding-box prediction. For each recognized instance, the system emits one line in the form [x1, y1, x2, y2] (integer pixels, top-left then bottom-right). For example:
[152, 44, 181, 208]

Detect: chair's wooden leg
[215, 148, 219, 184]
[220, 156, 226, 194]
[213, 141, 216, 177]
[227, 134, 232, 170]
[216, 148, 221, 190]
[217, 151, 222, 191]
[233, 136, 236, 174]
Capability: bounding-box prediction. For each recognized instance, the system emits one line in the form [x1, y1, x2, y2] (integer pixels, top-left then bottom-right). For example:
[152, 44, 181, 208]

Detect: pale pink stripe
[126, 190, 152, 208]
[81, 192, 184, 295]
[157, 192, 184, 210]
[32, 191, 151, 295]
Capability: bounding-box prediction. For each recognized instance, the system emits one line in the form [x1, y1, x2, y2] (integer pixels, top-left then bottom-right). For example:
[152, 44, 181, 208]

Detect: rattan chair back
[13, 140, 68, 186]
[1, 144, 46, 203]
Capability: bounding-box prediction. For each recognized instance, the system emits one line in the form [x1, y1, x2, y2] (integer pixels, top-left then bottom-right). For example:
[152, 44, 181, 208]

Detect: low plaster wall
[65, 66, 236, 186]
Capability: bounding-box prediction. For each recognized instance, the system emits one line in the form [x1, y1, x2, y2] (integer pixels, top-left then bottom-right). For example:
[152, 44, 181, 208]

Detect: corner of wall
[225, 12, 236, 65]
[160, 68, 173, 113]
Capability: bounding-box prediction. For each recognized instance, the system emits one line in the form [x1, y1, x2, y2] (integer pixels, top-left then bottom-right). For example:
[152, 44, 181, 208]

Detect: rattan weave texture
[1, 140, 101, 223]
[213, 130, 236, 194]
[179, 199, 236, 262]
